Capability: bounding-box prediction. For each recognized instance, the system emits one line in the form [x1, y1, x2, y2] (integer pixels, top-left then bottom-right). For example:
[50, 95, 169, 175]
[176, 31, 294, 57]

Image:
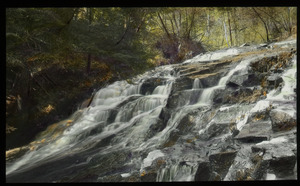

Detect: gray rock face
[228, 74, 248, 87]
[194, 151, 238, 181]
[194, 161, 212, 181]
[197, 72, 224, 88]
[166, 90, 196, 109]
[171, 76, 193, 92]
[199, 122, 230, 140]
[209, 151, 238, 180]
[140, 78, 165, 95]
[251, 138, 297, 178]
[269, 109, 296, 132]
[267, 75, 283, 89]
[235, 121, 272, 143]
[228, 73, 261, 87]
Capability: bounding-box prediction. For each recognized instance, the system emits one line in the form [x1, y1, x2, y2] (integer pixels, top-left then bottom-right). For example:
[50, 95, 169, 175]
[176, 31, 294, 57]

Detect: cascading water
[6, 63, 183, 182]
[196, 53, 278, 105]
[6, 39, 297, 182]
[192, 78, 201, 89]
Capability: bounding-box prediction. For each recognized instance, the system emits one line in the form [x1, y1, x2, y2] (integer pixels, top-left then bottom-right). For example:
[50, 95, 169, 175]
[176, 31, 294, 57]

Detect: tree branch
[252, 7, 270, 42]
[157, 12, 171, 39]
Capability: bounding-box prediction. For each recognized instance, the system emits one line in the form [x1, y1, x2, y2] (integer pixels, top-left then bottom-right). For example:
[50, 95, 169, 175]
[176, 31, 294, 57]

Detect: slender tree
[252, 7, 270, 42]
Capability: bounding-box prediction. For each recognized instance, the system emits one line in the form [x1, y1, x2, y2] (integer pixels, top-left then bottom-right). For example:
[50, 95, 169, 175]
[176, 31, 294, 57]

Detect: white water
[196, 55, 264, 105]
[141, 150, 165, 170]
[157, 162, 197, 181]
[197, 86, 222, 105]
[192, 78, 201, 89]
[265, 55, 297, 117]
[236, 55, 296, 131]
[183, 48, 241, 64]
[6, 65, 175, 176]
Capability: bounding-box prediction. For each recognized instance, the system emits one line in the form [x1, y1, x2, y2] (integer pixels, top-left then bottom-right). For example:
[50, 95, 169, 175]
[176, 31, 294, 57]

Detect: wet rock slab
[227, 73, 260, 87]
[234, 121, 272, 143]
[209, 151, 238, 179]
[269, 109, 296, 132]
[251, 137, 297, 178]
[199, 122, 230, 140]
[195, 151, 237, 181]
[267, 75, 283, 89]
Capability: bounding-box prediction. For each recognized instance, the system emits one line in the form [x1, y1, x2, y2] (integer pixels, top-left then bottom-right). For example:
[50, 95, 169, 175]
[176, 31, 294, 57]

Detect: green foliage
[6, 7, 297, 99]
[6, 7, 297, 94]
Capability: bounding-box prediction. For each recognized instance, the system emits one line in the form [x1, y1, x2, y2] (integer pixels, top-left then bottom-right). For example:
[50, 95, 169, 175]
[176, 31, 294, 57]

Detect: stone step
[234, 121, 272, 143]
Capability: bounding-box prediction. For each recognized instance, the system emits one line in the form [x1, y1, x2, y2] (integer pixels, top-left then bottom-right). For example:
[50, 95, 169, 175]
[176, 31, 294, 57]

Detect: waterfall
[197, 86, 221, 105]
[157, 162, 197, 181]
[196, 55, 269, 105]
[6, 40, 296, 182]
[192, 78, 201, 89]
[6, 65, 175, 178]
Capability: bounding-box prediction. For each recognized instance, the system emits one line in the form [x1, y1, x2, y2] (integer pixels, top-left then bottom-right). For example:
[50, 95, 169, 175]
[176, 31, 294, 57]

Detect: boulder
[197, 72, 223, 88]
[247, 109, 270, 123]
[234, 121, 272, 143]
[269, 156, 296, 178]
[212, 87, 236, 104]
[267, 75, 283, 89]
[228, 74, 261, 87]
[140, 78, 165, 95]
[269, 109, 296, 132]
[171, 76, 193, 93]
[166, 90, 196, 109]
[251, 139, 296, 178]
[141, 157, 166, 182]
[194, 161, 212, 181]
[188, 89, 202, 105]
[158, 107, 171, 126]
[228, 74, 249, 87]
[162, 111, 198, 148]
[140, 171, 157, 182]
[209, 151, 238, 180]
[199, 122, 230, 141]
[215, 86, 259, 104]
[249, 154, 270, 180]
[145, 118, 166, 140]
[270, 66, 284, 73]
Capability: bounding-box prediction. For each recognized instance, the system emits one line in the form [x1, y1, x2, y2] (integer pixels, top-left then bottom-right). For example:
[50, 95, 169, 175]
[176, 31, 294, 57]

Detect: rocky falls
[6, 39, 297, 182]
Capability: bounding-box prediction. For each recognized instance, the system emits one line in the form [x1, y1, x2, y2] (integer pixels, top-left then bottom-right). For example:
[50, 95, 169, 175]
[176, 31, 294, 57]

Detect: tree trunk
[223, 21, 230, 47]
[172, 12, 180, 36]
[287, 7, 292, 34]
[136, 14, 146, 33]
[206, 12, 210, 36]
[157, 12, 171, 39]
[227, 11, 233, 46]
[169, 16, 176, 36]
[116, 22, 129, 45]
[187, 9, 195, 39]
[232, 8, 239, 46]
[252, 8, 270, 42]
[256, 7, 283, 33]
